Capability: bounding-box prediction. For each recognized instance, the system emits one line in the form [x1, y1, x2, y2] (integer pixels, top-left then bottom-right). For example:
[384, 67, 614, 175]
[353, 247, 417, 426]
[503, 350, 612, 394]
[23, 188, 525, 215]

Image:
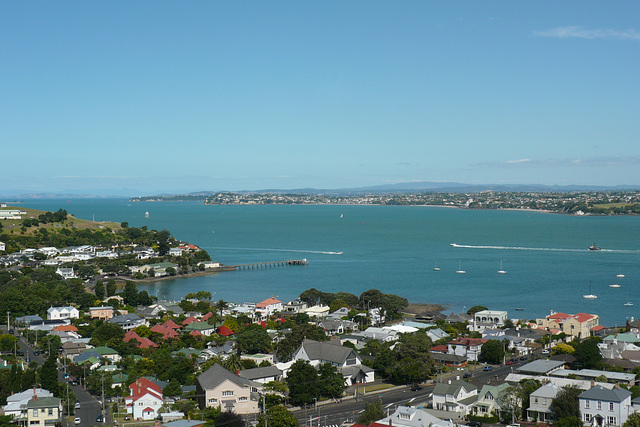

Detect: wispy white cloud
[472, 156, 640, 168]
[534, 26, 640, 41]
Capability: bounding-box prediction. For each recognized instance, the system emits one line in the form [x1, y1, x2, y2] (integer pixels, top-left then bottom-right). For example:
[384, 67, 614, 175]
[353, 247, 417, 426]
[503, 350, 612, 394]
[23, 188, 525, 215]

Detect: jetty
[230, 259, 308, 270]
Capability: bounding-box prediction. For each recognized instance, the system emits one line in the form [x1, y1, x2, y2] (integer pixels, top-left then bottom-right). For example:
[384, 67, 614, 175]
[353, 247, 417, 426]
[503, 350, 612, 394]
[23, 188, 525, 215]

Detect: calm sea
[17, 198, 640, 326]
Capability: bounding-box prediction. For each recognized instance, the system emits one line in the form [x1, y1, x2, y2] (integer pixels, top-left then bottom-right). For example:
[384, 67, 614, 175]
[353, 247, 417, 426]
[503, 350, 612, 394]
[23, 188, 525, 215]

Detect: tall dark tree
[479, 339, 505, 364]
[574, 338, 602, 369]
[94, 281, 105, 300]
[356, 400, 385, 425]
[286, 360, 319, 406]
[39, 354, 60, 396]
[552, 386, 581, 421]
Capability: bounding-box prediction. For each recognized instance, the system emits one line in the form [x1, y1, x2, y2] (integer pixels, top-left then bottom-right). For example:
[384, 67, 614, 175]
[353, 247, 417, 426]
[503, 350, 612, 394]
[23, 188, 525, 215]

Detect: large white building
[47, 306, 80, 321]
[579, 385, 632, 427]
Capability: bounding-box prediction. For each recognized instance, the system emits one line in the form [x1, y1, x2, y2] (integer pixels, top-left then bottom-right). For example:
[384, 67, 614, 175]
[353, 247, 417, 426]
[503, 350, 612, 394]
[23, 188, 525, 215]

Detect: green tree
[555, 416, 584, 427]
[214, 410, 245, 427]
[258, 405, 298, 427]
[236, 325, 271, 354]
[552, 386, 581, 421]
[497, 384, 521, 423]
[574, 338, 602, 369]
[94, 281, 105, 300]
[318, 363, 346, 399]
[39, 354, 60, 396]
[467, 305, 488, 315]
[106, 279, 117, 297]
[286, 360, 319, 406]
[163, 379, 183, 397]
[479, 339, 504, 364]
[624, 412, 640, 427]
[356, 399, 385, 425]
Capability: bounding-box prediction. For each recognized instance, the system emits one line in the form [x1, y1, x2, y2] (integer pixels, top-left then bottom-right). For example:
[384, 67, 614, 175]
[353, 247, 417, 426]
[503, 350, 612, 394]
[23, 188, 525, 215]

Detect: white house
[126, 378, 163, 421]
[55, 267, 77, 280]
[0, 242, 5, 252]
[293, 339, 374, 385]
[432, 380, 478, 414]
[47, 306, 80, 321]
[469, 310, 508, 332]
[377, 406, 457, 427]
[579, 385, 632, 427]
[255, 297, 283, 316]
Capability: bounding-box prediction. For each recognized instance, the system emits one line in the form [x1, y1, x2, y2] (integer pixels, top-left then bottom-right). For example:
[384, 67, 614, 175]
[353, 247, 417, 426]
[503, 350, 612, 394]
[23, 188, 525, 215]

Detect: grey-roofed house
[196, 364, 259, 414]
[432, 380, 478, 414]
[376, 405, 457, 427]
[317, 319, 357, 336]
[427, 327, 450, 342]
[579, 385, 632, 426]
[516, 359, 565, 375]
[551, 369, 636, 386]
[293, 339, 374, 384]
[108, 313, 146, 331]
[526, 383, 561, 423]
[238, 366, 283, 383]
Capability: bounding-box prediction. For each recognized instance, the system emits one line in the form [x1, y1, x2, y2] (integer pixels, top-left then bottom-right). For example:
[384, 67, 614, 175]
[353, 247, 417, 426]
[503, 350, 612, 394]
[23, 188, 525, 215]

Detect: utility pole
[6, 311, 10, 331]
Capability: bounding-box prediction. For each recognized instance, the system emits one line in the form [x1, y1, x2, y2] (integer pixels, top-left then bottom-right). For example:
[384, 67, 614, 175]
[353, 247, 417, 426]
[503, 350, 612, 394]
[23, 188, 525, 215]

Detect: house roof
[163, 319, 183, 329]
[299, 339, 358, 365]
[517, 360, 565, 375]
[197, 364, 252, 390]
[138, 338, 159, 348]
[184, 321, 215, 331]
[53, 324, 78, 332]
[547, 312, 572, 320]
[256, 297, 281, 308]
[238, 365, 282, 381]
[572, 313, 595, 323]
[216, 325, 234, 336]
[579, 385, 631, 402]
[130, 377, 163, 401]
[182, 316, 199, 326]
[433, 380, 477, 396]
[26, 396, 62, 409]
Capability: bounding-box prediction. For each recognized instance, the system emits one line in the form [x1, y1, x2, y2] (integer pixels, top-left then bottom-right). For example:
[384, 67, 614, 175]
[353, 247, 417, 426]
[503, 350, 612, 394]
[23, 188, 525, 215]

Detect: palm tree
[222, 353, 242, 373]
[214, 299, 229, 317]
[206, 311, 222, 328]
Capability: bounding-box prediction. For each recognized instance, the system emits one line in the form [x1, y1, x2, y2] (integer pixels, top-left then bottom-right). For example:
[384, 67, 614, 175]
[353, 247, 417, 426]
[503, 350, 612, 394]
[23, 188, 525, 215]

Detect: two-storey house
[579, 385, 632, 427]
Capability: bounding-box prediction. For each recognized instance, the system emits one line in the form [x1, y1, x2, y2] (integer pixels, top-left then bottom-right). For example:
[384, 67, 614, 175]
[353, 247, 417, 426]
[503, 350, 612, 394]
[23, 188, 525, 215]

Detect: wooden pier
[230, 259, 308, 270]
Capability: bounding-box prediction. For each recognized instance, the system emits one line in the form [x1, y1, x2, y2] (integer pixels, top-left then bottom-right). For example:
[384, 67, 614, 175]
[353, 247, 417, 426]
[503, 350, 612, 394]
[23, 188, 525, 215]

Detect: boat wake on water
[207, 246, 343, 255]
[450, 243, 640, 253]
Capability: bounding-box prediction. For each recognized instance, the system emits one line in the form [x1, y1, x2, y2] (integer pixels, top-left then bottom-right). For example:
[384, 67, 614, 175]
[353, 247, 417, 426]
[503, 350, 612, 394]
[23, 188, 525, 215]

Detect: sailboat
[609, 283, 621, 288]
[456, 260, 466, 274]
[624, 291, 633, 307]
[617, 268, 625, 278]
[583, 281, 598, 299]
[497, 260, 506, 274]
[433, 262, 440, 271]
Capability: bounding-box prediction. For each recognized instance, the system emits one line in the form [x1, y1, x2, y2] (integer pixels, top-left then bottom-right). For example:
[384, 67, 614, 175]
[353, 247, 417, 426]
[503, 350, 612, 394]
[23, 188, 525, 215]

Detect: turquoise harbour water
[17, 199, 640, 326]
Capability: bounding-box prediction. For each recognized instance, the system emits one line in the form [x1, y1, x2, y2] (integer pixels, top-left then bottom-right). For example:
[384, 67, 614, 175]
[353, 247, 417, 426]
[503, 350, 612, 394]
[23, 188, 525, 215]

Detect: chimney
[616, 383, 620, 390]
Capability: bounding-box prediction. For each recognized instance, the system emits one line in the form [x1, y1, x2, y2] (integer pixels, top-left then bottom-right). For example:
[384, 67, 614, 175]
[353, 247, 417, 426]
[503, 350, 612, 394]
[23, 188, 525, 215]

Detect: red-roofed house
[182, 316, 199, 326]
[430, 345, 449, 354]
[53, 324, 78, 332]
[163, 319, 183, 330]
[537, 310, 599, 339]
[150, 325, 179, 339]
[138, 338, 159, 349]
[125, 378, 163, 420]
[591, 325, 607, 337]
[448, 337, 488, 362]
[124, 330, 142, 342]
[201, 312, 213, 322]
[216, 325, 234, 337]
[190, 330, 203, 337]
[255, 297, 282, 316]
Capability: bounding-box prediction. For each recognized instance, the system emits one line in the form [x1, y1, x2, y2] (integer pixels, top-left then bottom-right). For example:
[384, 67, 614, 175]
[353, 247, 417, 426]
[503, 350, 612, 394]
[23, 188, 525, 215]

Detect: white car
[74, 402, 80, 409]
[541, 349, 550, 355]
[74, 417, 81, 424]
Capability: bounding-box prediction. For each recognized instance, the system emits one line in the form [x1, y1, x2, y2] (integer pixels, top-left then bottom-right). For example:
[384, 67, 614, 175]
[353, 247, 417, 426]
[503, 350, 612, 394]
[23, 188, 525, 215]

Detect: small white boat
[625, 301, 634, 307]
[497, 260, 506, 274]
[450, 243, 458, 247]
[609, 283, 621, 288]
[456, 260, 466, 274]
[433, 262, 440, 271]
[583, 281, 597, 299]
[340, 214, 343, 218]
[617, 268, 625, 278]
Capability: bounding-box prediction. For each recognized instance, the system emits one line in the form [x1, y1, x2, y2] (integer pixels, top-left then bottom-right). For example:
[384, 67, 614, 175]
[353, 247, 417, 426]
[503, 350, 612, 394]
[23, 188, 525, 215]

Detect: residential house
[55, 267, 76, 280]
[326, 307, 351, 320]
[317, 319, 357, 336]
[432, 380, 478, 414]
[46, 306, 80, 321]
[196, 364, 259, 414]
[3, 389, 54, 421]
[184, 321, 217, 337]
[536, 311, 600, 339]
[0, 242, 5, 252]
[303, 305, 330, 319]
[25, 396, 63, 427]
[93, 346, 121, 363]
[90, 306, 114, 320]
[108, 313, 146, 331]
[579, 385, 632, 427]
[471, 383, 510, 416]
[469, 310, 508, 332]
[448, 338, 488, 362]
[292, 339, 374, 385]
[283, 299, 308, 315]
[255, 297, 282, 316]
[238, 366, 283, 384]
[427, 328, 450, 343]
[376, 406, 457, 427]
[126, 378, 163, 421]
[527, 384, 561, 423]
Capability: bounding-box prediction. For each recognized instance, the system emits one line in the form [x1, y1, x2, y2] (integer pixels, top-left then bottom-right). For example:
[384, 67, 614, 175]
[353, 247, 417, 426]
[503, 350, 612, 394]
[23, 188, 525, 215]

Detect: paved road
[10, 329, 105, 427]
[292, 355, 540, 427]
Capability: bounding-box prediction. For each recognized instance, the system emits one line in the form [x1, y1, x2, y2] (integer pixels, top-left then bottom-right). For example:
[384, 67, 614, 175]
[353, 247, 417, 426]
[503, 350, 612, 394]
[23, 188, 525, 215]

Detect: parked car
[541, 349, 550, 355]
[483, 365, 493, 371]
[74, 402, 80, 409]
[74, 418, 81, 425]
[505, 360, 514, 365]
[519, 356, 528, 361]
[466, 421, 483, 427]
[410, 384, 423, 391]
[463, 373, 472, 378]
[96, 415, 104, 423]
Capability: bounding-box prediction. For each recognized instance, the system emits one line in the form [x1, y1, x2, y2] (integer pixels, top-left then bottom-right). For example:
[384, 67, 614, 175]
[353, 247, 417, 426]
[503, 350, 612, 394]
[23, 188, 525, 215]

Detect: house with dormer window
[471, 383, 510, 416]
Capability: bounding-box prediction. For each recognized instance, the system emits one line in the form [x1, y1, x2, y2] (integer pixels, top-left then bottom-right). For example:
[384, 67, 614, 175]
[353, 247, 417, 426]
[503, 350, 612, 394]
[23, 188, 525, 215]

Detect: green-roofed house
[93, 346, 121, 362]
[471, 383, 510, 416]
[26, 396, 62, 426]
[112, 372, 129, 389]
[604, 333, 640, 344]
[172, 348, 203, 359]
[184, 321, 217, 336]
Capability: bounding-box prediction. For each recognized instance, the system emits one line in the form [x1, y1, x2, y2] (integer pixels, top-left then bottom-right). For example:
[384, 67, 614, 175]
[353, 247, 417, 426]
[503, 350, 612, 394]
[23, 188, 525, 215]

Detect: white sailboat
[624, 292, 633, 307]
[609, 283, 621, 288]
[456, 260, 466, 274]
[617, 268, 625, 278]
[583, 281, 597, 299]
[433, 262, 440, 271]
[497, 260, 506, 274]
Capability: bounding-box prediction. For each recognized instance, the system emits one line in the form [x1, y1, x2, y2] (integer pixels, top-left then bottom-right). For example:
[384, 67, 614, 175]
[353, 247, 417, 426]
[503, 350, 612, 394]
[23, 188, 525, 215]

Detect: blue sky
[2, 2, 639, 195]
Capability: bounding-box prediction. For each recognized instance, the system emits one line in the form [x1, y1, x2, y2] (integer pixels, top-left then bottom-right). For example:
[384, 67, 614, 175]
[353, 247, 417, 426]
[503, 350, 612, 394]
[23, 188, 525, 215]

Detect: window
[48, 409, 53, 416]
[608, 417, 616, 425]
[585, 401, 590, 409]
[534, 397, 538, 404]
[208, 398, 217, 404]
[609, 402, 614, 411]
[399, 413, 410, 420]
[222, 391, 234, 397]
[585, 414, 591, 422]
[597, 401, 602, 410]
[33, 409, 38, 417]
[238, 397, 247, 402]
